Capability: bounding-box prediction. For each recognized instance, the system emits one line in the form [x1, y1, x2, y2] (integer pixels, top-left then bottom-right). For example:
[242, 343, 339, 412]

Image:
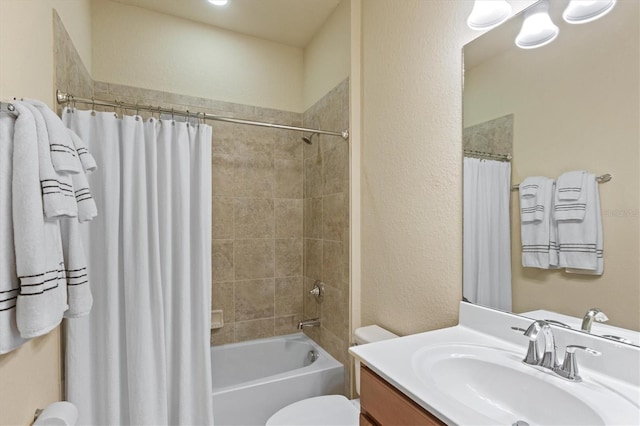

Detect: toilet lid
[266, 395, 359, 426]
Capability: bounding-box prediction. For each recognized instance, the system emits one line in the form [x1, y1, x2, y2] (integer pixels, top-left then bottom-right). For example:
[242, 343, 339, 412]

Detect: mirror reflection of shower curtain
[62, 109, 214, 425]
[463, 157, 512, 311]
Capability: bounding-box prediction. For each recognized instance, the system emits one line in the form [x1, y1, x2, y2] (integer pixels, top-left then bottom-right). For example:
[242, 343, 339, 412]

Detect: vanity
[350, 302, 640, 425]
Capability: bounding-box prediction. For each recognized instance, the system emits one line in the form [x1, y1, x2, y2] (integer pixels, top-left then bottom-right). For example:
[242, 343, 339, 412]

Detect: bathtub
[211, 332, 344, 426]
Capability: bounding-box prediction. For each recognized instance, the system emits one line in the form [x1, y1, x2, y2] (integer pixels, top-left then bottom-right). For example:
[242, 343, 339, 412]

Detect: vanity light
[563, 0, 616, 24]
[515, 0, 559, 49]
[208, 0, 228, 6]
[467, 0, 512, 30]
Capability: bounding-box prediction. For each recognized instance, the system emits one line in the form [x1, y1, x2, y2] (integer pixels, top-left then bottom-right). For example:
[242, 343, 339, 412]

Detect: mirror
[462, 0, 639, 342]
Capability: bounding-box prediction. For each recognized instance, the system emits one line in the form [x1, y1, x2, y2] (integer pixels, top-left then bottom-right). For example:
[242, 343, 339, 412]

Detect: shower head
[301, 132, 318, 145]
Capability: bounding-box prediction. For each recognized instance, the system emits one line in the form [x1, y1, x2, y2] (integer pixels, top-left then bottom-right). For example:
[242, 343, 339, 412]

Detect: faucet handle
[555, 345, 602, 382]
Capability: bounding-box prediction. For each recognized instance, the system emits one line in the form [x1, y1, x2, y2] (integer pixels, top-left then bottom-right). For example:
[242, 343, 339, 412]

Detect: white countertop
[349, 302, 640, 425]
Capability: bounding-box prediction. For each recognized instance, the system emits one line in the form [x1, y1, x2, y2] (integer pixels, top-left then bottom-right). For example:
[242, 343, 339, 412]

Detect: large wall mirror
[462, 0, 639, 344]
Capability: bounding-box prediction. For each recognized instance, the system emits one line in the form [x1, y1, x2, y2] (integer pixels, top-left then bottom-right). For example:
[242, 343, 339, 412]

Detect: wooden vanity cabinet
[359, 366, 445, 426]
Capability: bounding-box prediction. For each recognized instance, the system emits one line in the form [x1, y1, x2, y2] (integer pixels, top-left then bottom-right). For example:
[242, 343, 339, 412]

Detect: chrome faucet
[297, 318, 321, 329]
[581, 308, 608, 332]
[555, 345, 601, 382]
[522, 320, 558, 370]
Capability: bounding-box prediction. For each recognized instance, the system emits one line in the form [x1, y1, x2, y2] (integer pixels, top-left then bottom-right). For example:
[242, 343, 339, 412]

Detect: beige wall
[465, 0, 640, 330]
[91, 0, 304, 112]
[303, 0, 350, 111]
[359, 0, 534, 336]
[0, 2, 92, 424]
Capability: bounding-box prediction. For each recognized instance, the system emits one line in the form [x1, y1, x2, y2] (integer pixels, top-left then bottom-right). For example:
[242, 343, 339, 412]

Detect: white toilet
[266, 325, 398, 426]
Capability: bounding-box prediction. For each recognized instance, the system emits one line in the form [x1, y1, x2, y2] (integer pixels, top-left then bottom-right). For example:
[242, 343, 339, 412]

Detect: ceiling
[107, 0, 342, 48]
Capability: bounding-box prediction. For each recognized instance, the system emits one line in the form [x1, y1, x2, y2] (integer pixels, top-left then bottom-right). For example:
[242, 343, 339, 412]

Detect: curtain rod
[55, 90, 349, 141]
[511, 173, 612, 191]
[464, 149, 512, 161]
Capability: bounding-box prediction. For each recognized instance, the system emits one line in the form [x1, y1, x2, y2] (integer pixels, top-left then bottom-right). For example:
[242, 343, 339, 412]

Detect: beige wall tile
[234, 318, 275, 342]
[211, 323, 235, 346]
[274, 132, 303, 161]
[234, 198, 274, 239]
[322, 286, 349, 342]
[234, 239, 274, 280]
[275, 239, 302, 278]
[213, 197, 234, 239]
[234, 279, 275, 321]
[304, 197, 323, 239]
[275, 314, 303, 336]
[275, 199, 302, 239]
[212, 240, 234, 282]
[303, 238, 322, 280]
[320, 327, 348, 367]
[212, 281, 234, 323]
[212, 154, 235, 197]
[303, 277, 321, 319]
[275, 158, 303, 199]
[303, 155, 323, 198]
[322, 240, 347, 291]
[234, 156, 274, 198]
[322, 192, 346, 242]
[323, 143, 348, 196]
[275, 276, 303, 316]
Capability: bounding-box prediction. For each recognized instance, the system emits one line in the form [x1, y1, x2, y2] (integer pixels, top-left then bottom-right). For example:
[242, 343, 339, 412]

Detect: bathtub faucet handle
[309, 280, 325, 301]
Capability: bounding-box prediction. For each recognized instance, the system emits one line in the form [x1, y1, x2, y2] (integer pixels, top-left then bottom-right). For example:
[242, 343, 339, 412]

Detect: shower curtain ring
[91, 98, 96, 116]
[171, 108, 175, 126]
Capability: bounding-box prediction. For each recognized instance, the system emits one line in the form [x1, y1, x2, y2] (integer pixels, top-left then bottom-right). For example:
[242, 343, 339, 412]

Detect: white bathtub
[211, 333, 344, 426]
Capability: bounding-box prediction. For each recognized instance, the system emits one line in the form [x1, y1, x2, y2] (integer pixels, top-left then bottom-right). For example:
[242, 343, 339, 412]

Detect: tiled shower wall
[302, 79, 350, 392]
[55, 12, 350, 378]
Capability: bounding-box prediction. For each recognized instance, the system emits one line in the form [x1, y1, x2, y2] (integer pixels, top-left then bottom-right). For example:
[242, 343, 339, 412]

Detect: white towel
[25, 99, 81, 175]
[11, 103, 67, 338]
[16, 102, 78, 219]
[557, 170, 586, 201]
[68, 122, 97, 173]
[0, 113, 28, 354]
[60, 218, 93, 318]
[554, 171, 588, 221]
[519, 176, 547, 222]
[521, 177, 555, 268]
[558, 173, 604, 274]
[68, 130, 98, 222]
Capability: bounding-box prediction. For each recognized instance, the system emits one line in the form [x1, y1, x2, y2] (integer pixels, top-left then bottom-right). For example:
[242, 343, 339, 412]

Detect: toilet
[266, 325, 398, 426]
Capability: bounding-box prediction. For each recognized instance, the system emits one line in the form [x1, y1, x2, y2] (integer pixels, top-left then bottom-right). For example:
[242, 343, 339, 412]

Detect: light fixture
[208, 0, 228, 6]
[515, 0, 559, 49]
[563, 0, 616, 24]
[467, 0, 512, 31]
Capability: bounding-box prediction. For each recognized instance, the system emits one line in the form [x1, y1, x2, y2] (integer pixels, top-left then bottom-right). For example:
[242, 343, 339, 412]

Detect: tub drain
[512, 421, 529, 426]
[307, 350, 319, 363]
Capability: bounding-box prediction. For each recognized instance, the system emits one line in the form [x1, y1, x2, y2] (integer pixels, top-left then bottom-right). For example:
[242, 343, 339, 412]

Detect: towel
[69, 125, 97, 173]
[557, 170, 586, 201]
[15, 102, 78, 219]
[25, 99, 81, 175]
[68, 130, 98, 222]
[521, 177, 555, 268]
[11, 102, 67, 338]
[519, 176, 548, 222]
[60, 218, 93, 318]
[0, 113, 28, 354]
[554, 171, 588, 221]
[557, 173, 604, 274]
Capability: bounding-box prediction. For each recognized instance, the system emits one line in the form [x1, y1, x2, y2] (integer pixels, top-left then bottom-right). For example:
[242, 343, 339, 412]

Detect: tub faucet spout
[297, 318, 321, 329]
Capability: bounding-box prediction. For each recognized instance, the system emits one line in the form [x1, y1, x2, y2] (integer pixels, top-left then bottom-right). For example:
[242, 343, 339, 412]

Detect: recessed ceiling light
[208, 0, 228, 6]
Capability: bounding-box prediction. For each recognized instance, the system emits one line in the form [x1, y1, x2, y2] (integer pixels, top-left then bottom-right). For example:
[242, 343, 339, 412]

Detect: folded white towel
[68, 130, 98, 222]
[557, 170, 586, 201]
[25, 99, 81, 175]
[67, 116, 97, 173]
[554, 171, 588, 221]
[0, 113, 28, 354]
[519, 176, 548, 222]
[11, 103, 67, 338]
[60, 218, 93, 318]
[521, 177, 555, 269]
[16, 102, 78, 219]
[557, 173, 604, 274]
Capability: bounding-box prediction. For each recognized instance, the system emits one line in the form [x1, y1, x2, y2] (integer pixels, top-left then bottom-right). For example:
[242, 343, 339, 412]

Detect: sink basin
[412, 344, 639, 426]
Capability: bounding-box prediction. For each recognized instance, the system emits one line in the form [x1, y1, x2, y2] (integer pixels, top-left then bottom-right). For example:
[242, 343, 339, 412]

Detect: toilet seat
[266, 395, 359, 426]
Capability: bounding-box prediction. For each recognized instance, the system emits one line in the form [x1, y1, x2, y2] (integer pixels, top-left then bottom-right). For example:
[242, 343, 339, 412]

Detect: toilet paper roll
[34, 401, 78, 426]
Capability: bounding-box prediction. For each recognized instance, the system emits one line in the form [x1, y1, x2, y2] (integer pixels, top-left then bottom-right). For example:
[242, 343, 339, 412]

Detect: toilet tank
[352, 325, 398, 395]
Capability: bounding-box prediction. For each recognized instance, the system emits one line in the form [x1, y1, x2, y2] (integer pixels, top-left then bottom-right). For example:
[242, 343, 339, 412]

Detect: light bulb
[208, 0, 228, 6]
[515, 0, 559, 49]
[563, 0, 616, 24]
[467, 0, 512, 31]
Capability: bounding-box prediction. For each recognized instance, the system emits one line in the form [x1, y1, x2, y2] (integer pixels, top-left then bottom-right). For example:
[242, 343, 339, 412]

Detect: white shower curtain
[463, 157, 512, 311]
[63, 109, 214, 425]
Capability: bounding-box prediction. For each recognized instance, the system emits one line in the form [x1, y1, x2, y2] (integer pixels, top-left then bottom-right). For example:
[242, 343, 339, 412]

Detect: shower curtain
[63, 109, 214, 425]
[463, 157, 512, 311]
